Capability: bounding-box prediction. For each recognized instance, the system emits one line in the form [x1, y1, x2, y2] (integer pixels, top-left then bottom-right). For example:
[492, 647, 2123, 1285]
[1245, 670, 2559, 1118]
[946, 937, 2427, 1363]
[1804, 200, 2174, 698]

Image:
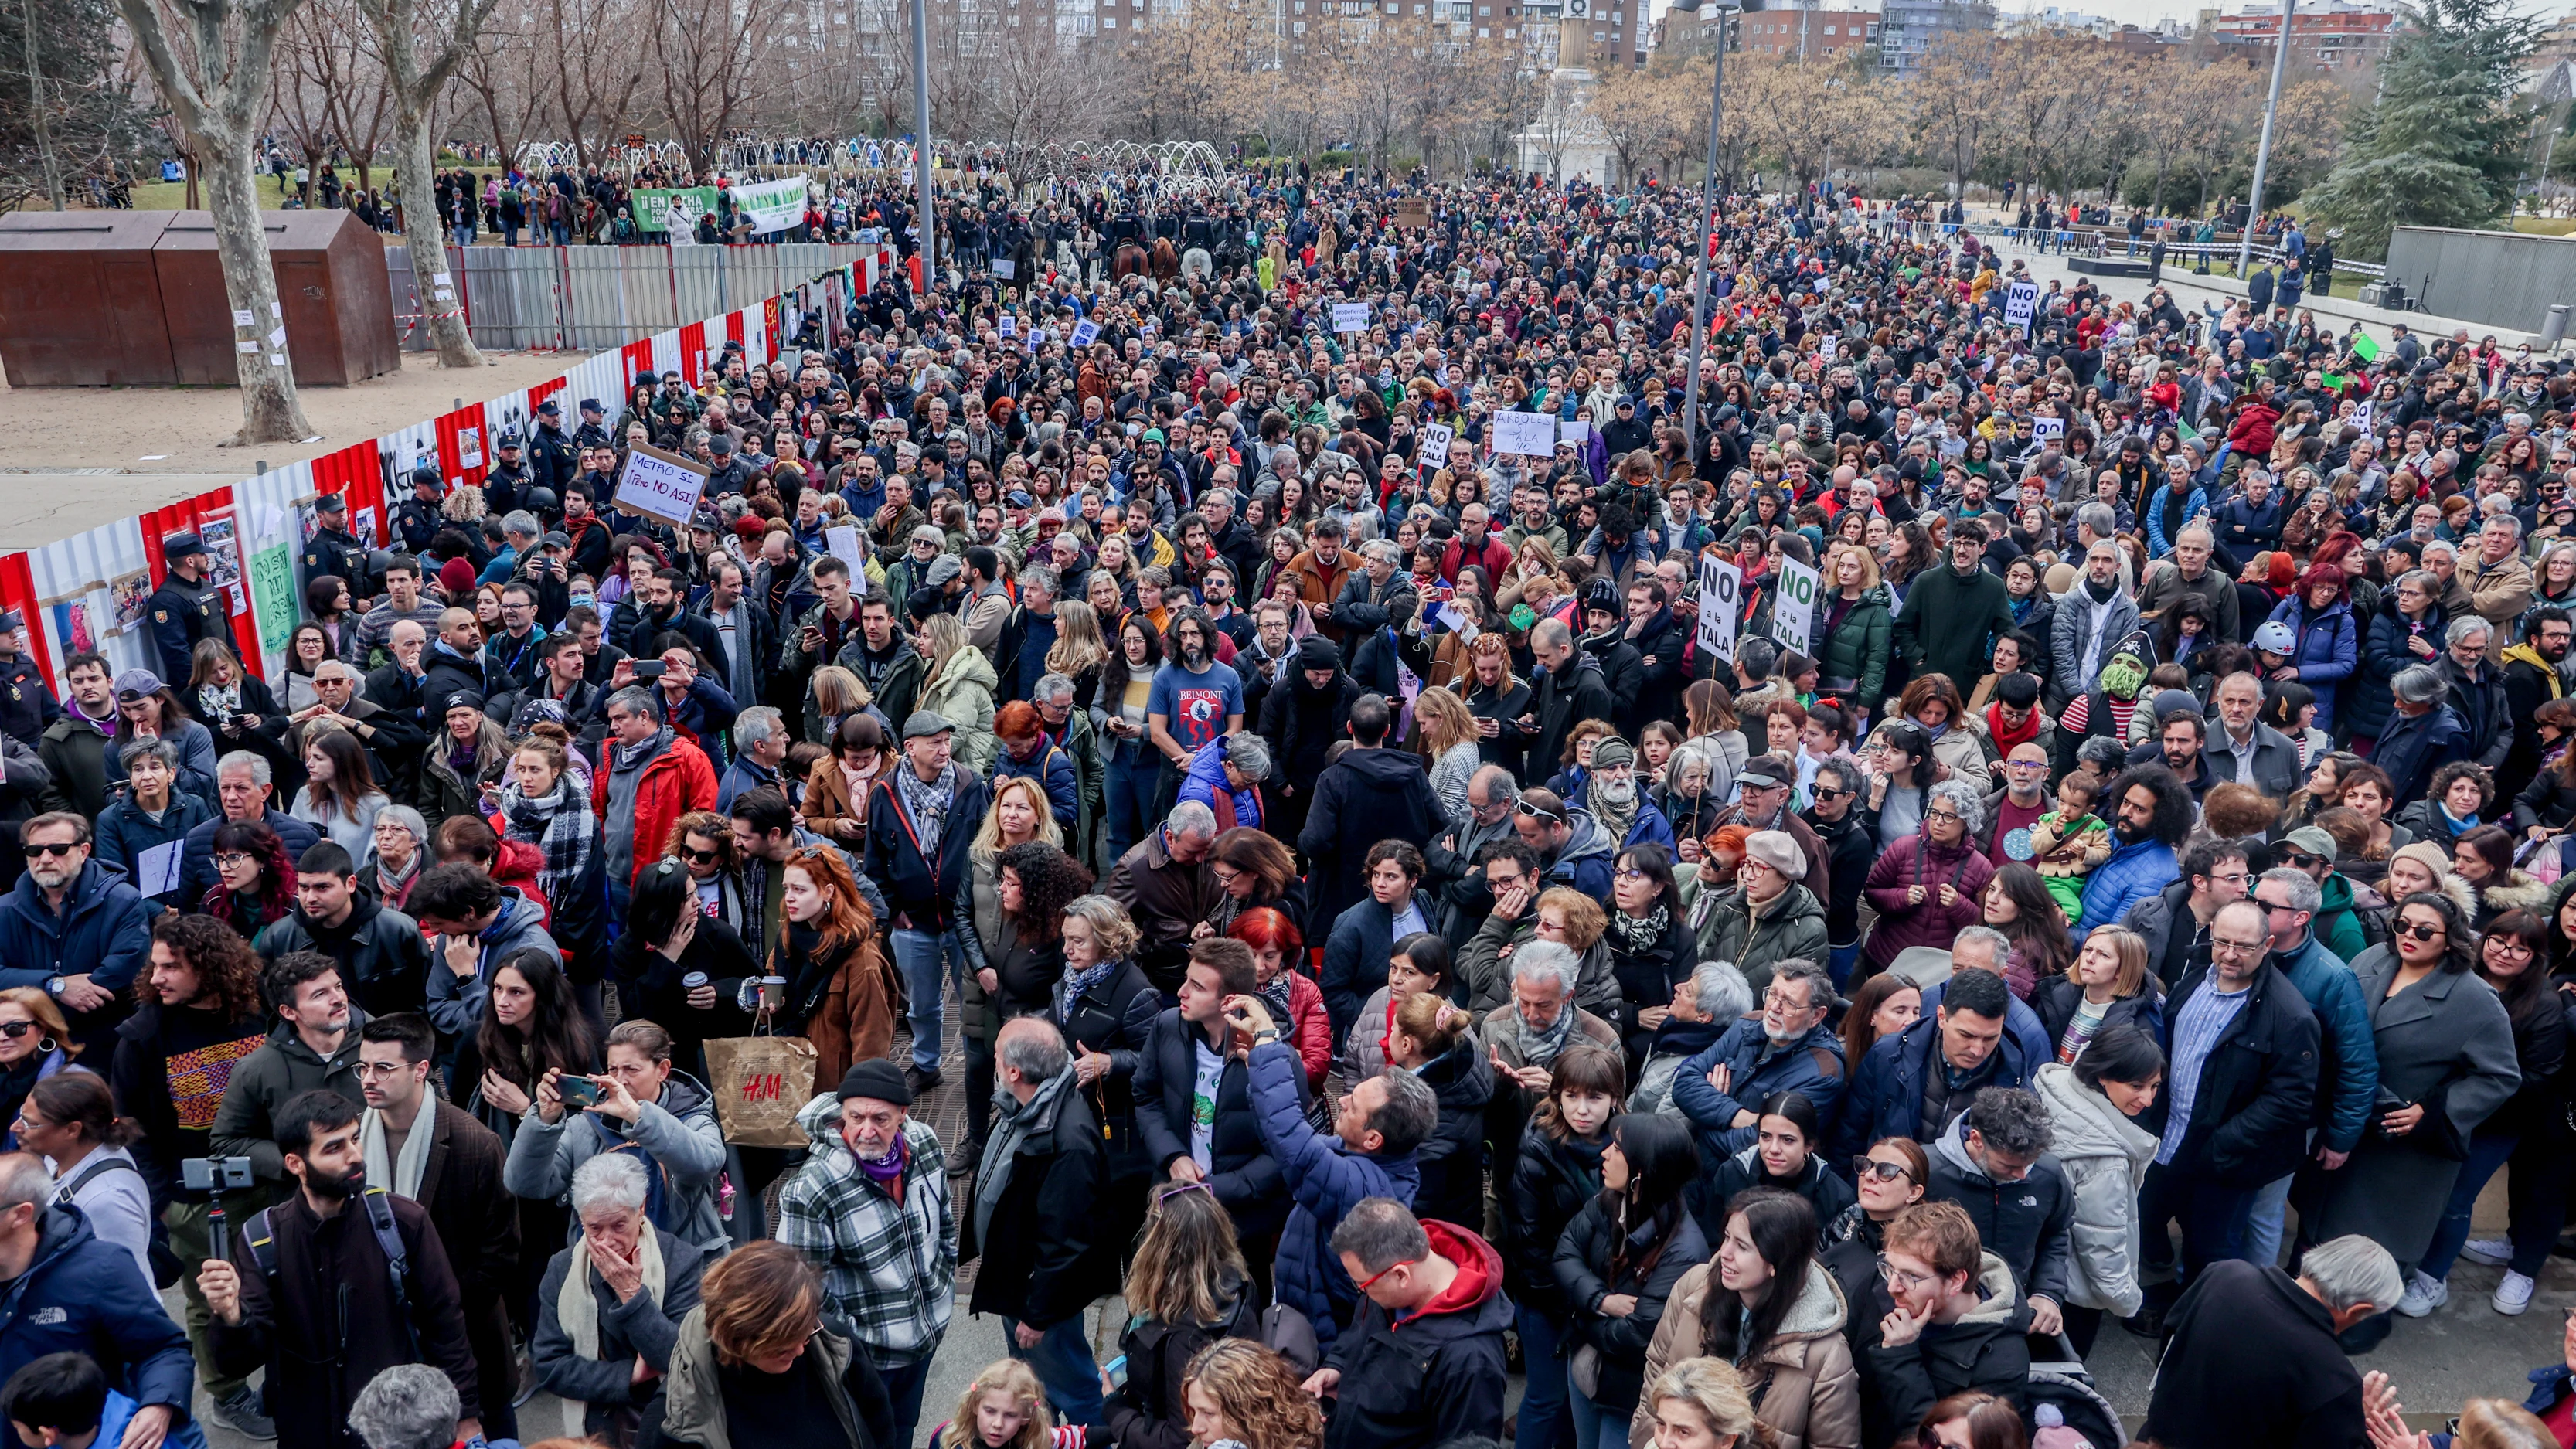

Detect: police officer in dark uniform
[573, 397, 613, 451]
[301, 492, 369, 605]
[147, 532, 224, 684]
[0, 611, 59, 747]
[529, 396, 580, 496]
[483, 433, 534, 516]
[394, 467, 444, 556]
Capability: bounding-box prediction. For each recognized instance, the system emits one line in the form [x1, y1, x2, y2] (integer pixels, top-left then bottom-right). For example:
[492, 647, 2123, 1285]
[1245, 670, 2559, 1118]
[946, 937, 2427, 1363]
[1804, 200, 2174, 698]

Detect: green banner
[731, 176, 811, 234]
[635, 187, 718, 233]
[250, 543, 299, 658]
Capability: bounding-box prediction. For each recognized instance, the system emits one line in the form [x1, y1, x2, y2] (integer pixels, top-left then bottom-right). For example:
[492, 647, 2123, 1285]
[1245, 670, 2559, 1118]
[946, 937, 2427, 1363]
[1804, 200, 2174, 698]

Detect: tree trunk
[398, 108, 484, 368]
[203, 143, 315, 444]
[22, 0, 63, 209]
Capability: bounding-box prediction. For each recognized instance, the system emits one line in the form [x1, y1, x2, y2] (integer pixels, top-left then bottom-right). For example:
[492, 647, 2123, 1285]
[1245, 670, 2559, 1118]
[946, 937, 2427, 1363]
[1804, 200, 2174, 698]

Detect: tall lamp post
[2237, 0, 2295, 274]
[911, 0, 938, 284]
[1672, 0, 1759, 454]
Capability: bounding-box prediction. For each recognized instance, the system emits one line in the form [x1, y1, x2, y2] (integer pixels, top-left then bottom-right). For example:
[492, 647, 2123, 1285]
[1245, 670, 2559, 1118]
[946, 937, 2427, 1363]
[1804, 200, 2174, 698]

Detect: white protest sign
[1332, 302, 1372, 333]
[1561, 419, 1591, 444]
[1492, 410, 1557, 457]
[2032, 415, 2067, 444]
[1770, 556, 1822, 653]
[1418, 422, 1455, 461]
[1697, 555, 1743, 665]
[2353, 400, 2375, 433]
[992, 257, 1016, 279]
[1069, 319, 1101, 349]
[2004, 279, 2040, 332]
[824, 525, 863, 566]
[613, 443, 712, 528]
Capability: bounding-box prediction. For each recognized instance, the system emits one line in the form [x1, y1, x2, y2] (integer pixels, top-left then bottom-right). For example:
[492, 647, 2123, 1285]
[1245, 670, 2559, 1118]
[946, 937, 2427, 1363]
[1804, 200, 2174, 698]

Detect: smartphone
[558, 1076, 604, 1108]
[631, 660, 668, 681]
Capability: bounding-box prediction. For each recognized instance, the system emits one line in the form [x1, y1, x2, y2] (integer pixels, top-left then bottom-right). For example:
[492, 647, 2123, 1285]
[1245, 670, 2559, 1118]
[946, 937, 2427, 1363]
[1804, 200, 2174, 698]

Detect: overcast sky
[1640, 0, 2574, 39]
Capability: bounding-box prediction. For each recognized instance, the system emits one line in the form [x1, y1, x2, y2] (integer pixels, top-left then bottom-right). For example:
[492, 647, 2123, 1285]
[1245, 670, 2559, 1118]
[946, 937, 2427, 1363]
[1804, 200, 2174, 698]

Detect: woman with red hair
[2265, 560, 2360, 733]
[1229, 906, 1330, 1088]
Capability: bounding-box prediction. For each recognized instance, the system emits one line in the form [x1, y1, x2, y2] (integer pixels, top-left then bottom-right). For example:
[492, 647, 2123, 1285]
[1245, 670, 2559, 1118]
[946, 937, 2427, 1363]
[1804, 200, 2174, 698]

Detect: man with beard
[1568, 737, 1673, 852]
[1900, 519, 2018, 701]
[618, 569, 729, 682]
[1621, 579, 1686, 732]
[2499, 604, 2571, 801]
[1522, 619, 1612, 789]
[202, 1087, 482, 1449]
[838, 591, 924, 729]
[2078, 764, 2194, 944]
[1574, 582, 1644, 737]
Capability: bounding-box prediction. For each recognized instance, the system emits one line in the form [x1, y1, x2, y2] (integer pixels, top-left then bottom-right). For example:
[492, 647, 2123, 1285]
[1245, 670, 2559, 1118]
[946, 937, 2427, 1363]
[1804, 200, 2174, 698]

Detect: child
[3, 1352, 205, 1449]
[932, 1360, 1089, 1449]
[2028, 771, 2112, 924]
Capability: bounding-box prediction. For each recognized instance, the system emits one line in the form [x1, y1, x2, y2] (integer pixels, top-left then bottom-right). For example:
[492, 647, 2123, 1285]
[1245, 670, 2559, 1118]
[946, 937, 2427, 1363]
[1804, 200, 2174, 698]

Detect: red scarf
[1986, 701, 2040, 753]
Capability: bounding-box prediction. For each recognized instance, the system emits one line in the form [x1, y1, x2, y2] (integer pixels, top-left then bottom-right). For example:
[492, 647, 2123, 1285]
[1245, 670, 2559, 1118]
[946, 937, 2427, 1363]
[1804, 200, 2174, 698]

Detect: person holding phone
[508, 1019, 730, 1259]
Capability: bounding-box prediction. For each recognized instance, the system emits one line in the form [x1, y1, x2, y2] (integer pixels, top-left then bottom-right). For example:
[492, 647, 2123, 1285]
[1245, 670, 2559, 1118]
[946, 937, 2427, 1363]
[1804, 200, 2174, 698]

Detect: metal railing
[381, 241, 894, 352]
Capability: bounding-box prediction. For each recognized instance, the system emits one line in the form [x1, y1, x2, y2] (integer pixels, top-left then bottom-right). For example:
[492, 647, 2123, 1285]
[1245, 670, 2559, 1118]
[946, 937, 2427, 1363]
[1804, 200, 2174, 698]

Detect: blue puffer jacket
[1670, 1019, 1849, 1159]
[2077, 838, 2180, 946]
[994, 739, 1082, 833]
[2264, 596, 2358, 731]
[1175, 737, 1260, 834]
[0, 1204, 194, 1428]
[1827, 1008, 2039, 1167]
[2144, 484, 2207, 558]
[1246, 1039, 1417, 1353]
[2268, 929, 2381, 1155]
[2430, 1364, 2574, 1449]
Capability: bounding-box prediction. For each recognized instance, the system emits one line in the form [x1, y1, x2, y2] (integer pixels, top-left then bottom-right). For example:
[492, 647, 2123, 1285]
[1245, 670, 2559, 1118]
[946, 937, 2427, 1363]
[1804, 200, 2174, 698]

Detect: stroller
[2026, 1334, 2126, 1449]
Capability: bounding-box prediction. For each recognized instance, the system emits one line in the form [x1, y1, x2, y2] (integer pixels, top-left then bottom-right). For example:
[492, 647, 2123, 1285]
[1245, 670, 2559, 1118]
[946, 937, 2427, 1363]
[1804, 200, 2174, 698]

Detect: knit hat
[837, 1059, 913, 1107]
[2391, 842, 2453, 885]
[1744, 829, 1804, 880]
[1297, 634, 1340, 670]
[437, 557, 477, 599]
[1590, 738, 1636, 770]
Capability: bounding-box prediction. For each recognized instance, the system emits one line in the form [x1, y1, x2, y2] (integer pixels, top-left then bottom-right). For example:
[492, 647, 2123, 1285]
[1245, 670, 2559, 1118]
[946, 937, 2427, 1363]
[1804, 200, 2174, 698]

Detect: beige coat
[1628, 1260, 1862, 1449]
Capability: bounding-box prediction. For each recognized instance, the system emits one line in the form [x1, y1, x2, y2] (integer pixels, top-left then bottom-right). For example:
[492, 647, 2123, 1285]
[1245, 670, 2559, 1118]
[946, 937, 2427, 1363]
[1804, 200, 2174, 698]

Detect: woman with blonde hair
[1639, 1358, 1778, 1449]
[804, 664, 876, 749]
[1181, 1340, 1324, 1449]
[934, 1359, 1081, 1449]
[1044, 598, 1110, 709]
[1108, 1183, 1257, 1449]
[0, 987, 84, 1154]
[916, 611, 1000, 775]
[1414, 685, 1483, 827]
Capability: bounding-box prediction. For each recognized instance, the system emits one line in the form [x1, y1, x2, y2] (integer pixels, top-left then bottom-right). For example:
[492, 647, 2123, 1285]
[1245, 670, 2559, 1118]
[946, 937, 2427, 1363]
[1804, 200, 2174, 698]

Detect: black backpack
[245, 1186, 420, 1355]
[56, 1156, 181, 1290]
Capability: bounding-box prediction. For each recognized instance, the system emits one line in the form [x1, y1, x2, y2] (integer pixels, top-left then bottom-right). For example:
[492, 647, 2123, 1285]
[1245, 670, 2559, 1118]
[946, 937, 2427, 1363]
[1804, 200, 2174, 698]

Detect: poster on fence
[1697, 556, 1742, 665]
[1492, 411, 1557, 457]
[614, 444, 712, 529]
[1771, 556, 1821, 653]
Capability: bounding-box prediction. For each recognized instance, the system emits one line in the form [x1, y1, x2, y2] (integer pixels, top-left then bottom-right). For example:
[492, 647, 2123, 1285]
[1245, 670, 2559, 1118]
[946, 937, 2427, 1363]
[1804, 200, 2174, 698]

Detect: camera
[182, 1156, 255, 1260]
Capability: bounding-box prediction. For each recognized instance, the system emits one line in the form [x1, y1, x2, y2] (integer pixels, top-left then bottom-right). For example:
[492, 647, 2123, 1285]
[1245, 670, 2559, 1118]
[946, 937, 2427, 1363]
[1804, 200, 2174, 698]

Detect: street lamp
[1669, 0, 1761, 454]
[2237, 0, 2295, 275]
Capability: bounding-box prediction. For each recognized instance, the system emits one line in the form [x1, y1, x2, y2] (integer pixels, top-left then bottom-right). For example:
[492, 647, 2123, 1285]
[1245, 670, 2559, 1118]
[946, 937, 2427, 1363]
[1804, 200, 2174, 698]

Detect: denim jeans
[2421, 1131, 2523, 1281]
[2244, 1168, 2295, 1268]
[1101, 752, 1156, 866]
[1515, 1304, 1576, 1449]
[1568, 1381, 1621, 1449]
[1003, 1315, 1104, 1427]
[550, 221, 570, 246]
[890, 927, 966, 1072]
[451, 223, 475, 248]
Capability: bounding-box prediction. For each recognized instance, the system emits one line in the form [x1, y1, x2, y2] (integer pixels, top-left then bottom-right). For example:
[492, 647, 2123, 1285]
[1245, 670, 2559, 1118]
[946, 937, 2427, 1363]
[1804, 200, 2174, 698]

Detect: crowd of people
[1, 166, 2574, 1449]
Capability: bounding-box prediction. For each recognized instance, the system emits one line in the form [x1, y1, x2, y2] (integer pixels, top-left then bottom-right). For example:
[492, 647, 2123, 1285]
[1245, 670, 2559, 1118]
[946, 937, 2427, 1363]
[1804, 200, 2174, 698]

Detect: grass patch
[2515, 217, 2576, 236]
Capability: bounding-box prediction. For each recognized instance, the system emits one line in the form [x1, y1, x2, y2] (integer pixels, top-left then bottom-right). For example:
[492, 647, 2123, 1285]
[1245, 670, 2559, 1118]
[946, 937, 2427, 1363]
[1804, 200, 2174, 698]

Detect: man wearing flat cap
[777, 1057, 956, 1449]
[863, 712, 989, 1096]
[148, 532, 226, 684]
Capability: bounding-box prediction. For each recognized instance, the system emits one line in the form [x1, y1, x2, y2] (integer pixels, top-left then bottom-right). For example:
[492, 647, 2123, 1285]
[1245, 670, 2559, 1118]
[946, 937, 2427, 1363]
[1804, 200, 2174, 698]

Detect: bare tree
[352, 0, 500, 367]
[117, 0, 316, 444]
[648, 0, 782, 176]
[451, 8, 543, 177]
[541, 0, 647, 168]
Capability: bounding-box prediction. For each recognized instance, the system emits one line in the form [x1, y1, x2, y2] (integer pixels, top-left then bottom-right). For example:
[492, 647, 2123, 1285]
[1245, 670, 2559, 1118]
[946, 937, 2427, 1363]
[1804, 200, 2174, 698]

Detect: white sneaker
[2396, 1270, 2448, 1318]
[2494, 1270, 2537, 1315]
[2461, 1237, 2514, 1267]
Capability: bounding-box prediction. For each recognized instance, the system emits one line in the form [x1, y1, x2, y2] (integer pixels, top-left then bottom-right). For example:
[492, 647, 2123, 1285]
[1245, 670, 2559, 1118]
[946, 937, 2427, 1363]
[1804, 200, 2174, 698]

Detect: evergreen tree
[2305, 0, 2540, 257]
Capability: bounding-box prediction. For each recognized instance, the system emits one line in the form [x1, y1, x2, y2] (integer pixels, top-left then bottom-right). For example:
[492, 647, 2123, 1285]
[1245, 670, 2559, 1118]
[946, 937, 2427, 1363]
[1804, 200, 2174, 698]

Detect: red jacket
[2228, 400, 2282, 459]
[1441, 532, 1513, 585]
[590, 733, 719, 887]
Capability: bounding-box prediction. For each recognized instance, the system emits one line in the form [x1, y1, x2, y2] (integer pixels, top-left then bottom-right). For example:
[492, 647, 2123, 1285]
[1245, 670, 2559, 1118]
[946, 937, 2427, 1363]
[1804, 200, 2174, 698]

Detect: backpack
[246, 1186, 419, 1356]
[57, 1157, 180, 1290]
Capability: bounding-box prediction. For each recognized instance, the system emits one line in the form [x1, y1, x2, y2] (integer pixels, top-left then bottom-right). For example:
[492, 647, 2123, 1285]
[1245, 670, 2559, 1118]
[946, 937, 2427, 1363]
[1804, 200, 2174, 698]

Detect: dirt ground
[0, 348, 579, 474]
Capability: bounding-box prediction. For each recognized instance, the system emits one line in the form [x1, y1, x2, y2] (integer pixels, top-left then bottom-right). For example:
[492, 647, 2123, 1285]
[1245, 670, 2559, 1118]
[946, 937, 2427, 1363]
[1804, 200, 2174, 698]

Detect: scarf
[896, 761, 959, 857]
[1606, 903, 1670, 957]
[1258, 971, 1296, 1026]
[196, 683, 240, 719]
[555, 1227, 667, 1437]
[1985, 702, 2040, 753]
[375, 851, 420, 902]
[1592, 774, 1640, 846]
[1520, 1000, 1580, 1068]
[614, 724, 674, 773]
[976, 1066, 1079, 1252]
[856, 1132, 910, 1189]
[1063, 957, 1118, 1010]
[359, 1104, 434, 1202]
[501, 780, 595, 900]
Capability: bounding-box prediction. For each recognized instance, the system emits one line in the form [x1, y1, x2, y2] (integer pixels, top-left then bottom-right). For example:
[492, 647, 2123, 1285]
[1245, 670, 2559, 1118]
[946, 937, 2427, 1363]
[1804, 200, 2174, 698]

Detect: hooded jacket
[209, 1008, 370, 1196]
[2076, 835, 2180, 947]
[1527, 651, 1615, 791]
[2140, 1260, 2367, 1449]
[1860, 831, 1996, 971]
[1829, 1009, 2040, 1166]
[1542, 805, 1618, 900]
[1925, 1115, 2076, 1310]
[0, 1204, 192, 1438]
[1625, 1260, 1860, 1449]
[915, 645, 1001, 777]
[502, 1070, 731, 1256]
[1247, 1039, 1419, 1354]
[1689, 883, 1830, 1002]
[2032, 1062, 2159, 1315]
[658, 1304, 890, 1449]
[2267, 928, 2381, 1155]
[1322, 1220, 1513, 1449]
[1861, 1253, 2028, 1437]
[1320, 887, 1443, 1043]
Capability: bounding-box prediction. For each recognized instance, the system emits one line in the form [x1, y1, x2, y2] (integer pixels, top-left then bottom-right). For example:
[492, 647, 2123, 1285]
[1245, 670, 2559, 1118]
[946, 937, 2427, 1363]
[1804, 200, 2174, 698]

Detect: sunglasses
[1810, 786, 1846, 801]
[19, 842, 77, 859]
[1516, 800, 1565, 823]
[2397, 920, 2446, 942]
[1853, 1156, 1913, 1183]
[0, 1022, 36, 1039]
[2278, 851, 2323, 869]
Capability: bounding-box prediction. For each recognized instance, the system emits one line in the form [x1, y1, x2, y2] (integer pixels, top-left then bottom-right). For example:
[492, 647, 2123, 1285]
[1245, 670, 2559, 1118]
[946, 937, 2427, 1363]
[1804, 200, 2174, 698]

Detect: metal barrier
[383, 242, 896, 352]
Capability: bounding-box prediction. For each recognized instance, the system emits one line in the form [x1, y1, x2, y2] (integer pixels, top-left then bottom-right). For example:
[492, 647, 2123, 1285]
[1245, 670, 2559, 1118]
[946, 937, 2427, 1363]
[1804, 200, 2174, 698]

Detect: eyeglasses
[2397, 920, 2446, 942]
[353, 1060, 416, 1078]
[1924, 808, 1964, 823]
[1853, 1156, 1913, 1184]
[1354, 1257, 1421, 1295]
[1613, 867, 1649, 883]
[1875, 1254, 1937, 1292]
[19, 842, 77, 859]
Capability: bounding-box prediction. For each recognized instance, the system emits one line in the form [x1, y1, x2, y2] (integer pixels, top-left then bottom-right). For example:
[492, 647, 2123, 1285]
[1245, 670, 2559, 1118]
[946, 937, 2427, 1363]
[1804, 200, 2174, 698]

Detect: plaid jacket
[777, 1093, 956, 1364]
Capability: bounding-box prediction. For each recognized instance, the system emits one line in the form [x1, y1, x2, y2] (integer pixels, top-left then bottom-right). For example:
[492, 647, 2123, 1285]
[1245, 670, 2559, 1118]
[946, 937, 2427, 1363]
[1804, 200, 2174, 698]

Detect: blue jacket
[2214, 493, 2283, 553]
[0, 1204, 194, 1430]
[2078, 838, 2179, 945]
[0, 859, 150, 993]
[1671, 1019, 1849, 1159]
[1247, 1039, 1418, 1353]
[2269, 929, 2381, 1155]
[1173, 739, 1256, 835]
[2431, 1365, 2573, 1449]
[1828, 1009, 2039, 1167]
[2265, 596, 2359, 731]
[995, 740, 1082, 834]
[1567, 781, 1678, 853]
[93, 790, 216, 910]
[179, 808, 320, 910]
[2144, 484, 2207, 558]
[1319, 889, 1441, 1043]
[2374, 702, 2472, 809]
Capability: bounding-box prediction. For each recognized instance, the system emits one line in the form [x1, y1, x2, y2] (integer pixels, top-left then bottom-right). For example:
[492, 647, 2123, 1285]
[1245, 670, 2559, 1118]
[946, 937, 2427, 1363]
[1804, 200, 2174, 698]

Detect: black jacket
[2147, 962, 2322, 1187]
[2141, 1260, 2370, 1449]
[1501, 1124, 1604, 1316]
[1134, 1008, 1287, 1236]
[1412, 1037, 1496, 1232]
[1604, 909, 1697, 1063]
[1259, 668, 1360, 791]
[250, 899, 434, 1024]
[1804, 804, 1877, 945]
[1528, 652, 1615, 787]
[1863, 1254, 2029, 1440]
[1298, 750, 1445, 932]
[1552, 1198, 1709, 1414]
[1104, 1281, 1256, 1449]
[1924, 1120, 2076, 1308]
[1577, 631, 1646, 738]
[961, 1080, 1122, 1331]
[1322, 1221, 1513, 1449]
[1053, 958, 1162, 1185]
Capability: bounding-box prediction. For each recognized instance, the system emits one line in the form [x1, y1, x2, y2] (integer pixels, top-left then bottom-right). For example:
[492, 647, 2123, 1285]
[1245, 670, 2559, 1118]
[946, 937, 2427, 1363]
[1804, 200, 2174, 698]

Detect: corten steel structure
[0, 210, 182, 386]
